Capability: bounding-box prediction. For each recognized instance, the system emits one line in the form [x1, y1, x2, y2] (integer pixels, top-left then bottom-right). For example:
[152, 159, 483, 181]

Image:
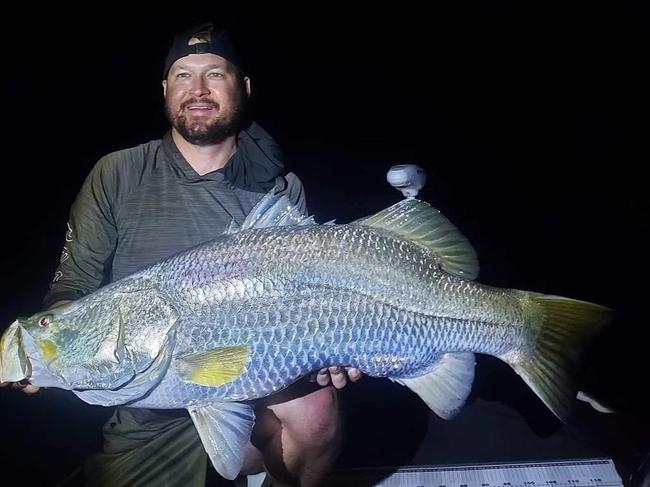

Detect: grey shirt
[44, 124, 306, 308]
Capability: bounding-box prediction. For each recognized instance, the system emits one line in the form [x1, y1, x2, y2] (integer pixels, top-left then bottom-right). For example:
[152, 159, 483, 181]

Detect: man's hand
[0, 380, 40, 394]
[315, 366, 363, 389]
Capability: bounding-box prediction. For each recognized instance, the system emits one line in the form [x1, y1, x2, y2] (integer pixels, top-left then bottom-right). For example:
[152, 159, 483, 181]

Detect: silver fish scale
[167, 225, 534, 337]
[130, 224, 542, 408]
[135, 289, 430, 407]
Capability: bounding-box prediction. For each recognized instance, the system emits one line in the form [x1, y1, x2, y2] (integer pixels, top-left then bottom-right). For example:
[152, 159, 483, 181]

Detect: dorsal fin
[225, 191, 316, 235]
[353, 199, 479, 279]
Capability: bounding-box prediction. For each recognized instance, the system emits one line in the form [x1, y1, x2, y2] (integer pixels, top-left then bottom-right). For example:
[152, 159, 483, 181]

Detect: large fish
[0, 192, 612, 480]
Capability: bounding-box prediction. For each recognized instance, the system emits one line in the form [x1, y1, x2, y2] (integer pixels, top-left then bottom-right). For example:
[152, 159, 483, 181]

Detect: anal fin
[392, 352, 476, 419]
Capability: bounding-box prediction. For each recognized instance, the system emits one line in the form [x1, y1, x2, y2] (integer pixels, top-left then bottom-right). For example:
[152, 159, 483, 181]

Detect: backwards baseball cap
[163, 22, 243, 79]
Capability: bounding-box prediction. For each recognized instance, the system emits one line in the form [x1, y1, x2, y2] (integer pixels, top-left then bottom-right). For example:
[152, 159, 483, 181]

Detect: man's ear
[244, 77, 251, 97]
[162, 79, 167, 98]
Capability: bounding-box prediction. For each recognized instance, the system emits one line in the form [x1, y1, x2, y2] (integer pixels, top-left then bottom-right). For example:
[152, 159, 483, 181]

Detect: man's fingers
[346, 367, 363, 382]
[0, 381, 40, 394]
[22, 384, 40, 394]
[316, 369, 330, 386]
[329, 366, 347, 389]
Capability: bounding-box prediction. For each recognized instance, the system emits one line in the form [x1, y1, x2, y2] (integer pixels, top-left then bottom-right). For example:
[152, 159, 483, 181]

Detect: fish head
[1, 296, 135, 390]
[2, 287, 179, 391]
[1, 314, 74, 389]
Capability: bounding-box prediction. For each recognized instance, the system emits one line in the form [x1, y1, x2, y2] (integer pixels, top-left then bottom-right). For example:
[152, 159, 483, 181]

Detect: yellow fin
[502, 293, 614, 422]
[177, 345, 251, 387]
[353, 199, 479, 280]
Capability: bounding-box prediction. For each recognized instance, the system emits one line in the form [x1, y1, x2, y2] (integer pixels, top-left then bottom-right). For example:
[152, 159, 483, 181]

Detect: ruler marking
[335, 458, 623, 487]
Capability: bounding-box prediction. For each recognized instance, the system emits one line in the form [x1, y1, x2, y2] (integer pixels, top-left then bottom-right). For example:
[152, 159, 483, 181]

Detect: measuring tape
[331, 458, 623, 487]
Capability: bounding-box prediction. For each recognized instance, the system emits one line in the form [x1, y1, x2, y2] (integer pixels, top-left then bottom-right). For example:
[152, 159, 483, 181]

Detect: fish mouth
[0, 321, 32, 383]
[1, 321, 67, 388]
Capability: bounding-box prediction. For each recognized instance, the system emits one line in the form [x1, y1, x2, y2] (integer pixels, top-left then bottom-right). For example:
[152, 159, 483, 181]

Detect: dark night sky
[1, 3, 648, 486]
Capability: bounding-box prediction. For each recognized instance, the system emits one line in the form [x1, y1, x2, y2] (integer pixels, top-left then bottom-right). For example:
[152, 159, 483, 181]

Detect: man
[2, 21, 361, 486]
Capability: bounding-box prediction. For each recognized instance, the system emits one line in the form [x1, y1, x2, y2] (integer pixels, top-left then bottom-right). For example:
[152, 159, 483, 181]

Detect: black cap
[163, 22, 243, 79]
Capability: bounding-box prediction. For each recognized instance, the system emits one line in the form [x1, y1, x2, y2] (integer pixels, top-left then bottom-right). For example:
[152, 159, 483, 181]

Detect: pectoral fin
[188, 402, 255, 480]
[176, 345, 251, 387]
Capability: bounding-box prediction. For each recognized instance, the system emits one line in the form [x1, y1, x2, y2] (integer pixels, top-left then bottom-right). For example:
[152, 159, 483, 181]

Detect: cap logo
[188, 34, 210, 46]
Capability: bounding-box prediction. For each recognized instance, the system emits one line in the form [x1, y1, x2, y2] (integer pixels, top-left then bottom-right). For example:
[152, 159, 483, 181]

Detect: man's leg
[88, 384, 343, 487]
[245, 381, 343, 487]
[85, 407, 208, 487]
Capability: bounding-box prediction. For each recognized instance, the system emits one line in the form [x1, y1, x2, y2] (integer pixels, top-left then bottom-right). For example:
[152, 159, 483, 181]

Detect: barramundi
[0, 192, 612, 479]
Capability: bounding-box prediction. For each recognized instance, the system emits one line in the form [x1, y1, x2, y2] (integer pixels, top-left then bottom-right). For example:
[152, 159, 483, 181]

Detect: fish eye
[38, 315, 52, 327]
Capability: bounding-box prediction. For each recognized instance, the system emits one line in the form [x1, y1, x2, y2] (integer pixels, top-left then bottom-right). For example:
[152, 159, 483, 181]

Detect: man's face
[163, 53, 250, 145]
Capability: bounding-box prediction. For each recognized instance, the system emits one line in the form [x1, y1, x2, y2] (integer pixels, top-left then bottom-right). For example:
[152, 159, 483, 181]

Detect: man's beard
[166, 95, 247, 146]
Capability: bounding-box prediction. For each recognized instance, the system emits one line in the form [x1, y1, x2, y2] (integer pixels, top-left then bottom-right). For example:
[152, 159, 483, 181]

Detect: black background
[1, 3, 648, 485]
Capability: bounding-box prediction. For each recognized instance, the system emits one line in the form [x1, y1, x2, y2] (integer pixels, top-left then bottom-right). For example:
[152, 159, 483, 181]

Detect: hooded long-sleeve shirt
[43, 122, 306, 308]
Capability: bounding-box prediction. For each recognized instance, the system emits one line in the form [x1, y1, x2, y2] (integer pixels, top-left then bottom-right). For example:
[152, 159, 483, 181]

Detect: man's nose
[190, 76, 210, 96]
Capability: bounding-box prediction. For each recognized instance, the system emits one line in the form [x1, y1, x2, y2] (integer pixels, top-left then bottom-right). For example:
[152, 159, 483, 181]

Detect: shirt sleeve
[42, 156, 119, 308]
[283, 171, 308, 215]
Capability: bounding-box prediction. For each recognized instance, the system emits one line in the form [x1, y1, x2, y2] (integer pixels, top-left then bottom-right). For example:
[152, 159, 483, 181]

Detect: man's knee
[272, 385, 342, 450]
[240, 442, 266, 476]
[251, 386, 343, 485]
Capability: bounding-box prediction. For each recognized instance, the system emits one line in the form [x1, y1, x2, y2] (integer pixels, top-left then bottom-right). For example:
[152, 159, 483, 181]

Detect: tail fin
[503, 293, 613, 422]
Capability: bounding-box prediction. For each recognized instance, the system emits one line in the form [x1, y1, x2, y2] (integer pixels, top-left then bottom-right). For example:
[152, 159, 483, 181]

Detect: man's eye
[208, 72, 225, 79]
[176, 72, 190, 79]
